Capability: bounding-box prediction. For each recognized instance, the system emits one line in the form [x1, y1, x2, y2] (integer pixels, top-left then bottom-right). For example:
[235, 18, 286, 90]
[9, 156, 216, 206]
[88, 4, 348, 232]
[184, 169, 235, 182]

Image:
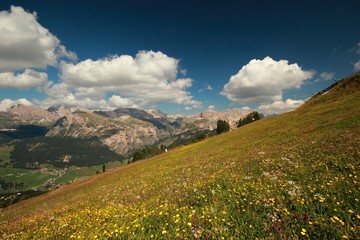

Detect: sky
[0, 0, 359, 115]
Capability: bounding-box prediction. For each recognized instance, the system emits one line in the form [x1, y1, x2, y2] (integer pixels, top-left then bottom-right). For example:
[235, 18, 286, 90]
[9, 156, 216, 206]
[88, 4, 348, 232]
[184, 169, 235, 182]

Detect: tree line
[131, 111, 262, 162]
[216, 111, 262, 134]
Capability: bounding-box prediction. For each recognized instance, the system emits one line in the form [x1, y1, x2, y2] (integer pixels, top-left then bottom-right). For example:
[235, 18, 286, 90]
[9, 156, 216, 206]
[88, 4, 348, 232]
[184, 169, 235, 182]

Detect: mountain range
[0, 104, 253, 159]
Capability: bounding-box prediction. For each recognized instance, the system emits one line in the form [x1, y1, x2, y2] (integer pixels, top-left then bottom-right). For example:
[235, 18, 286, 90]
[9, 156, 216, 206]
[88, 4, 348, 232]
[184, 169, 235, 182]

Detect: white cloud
[207, 105, 215, 112]
[108, 95, 138, 108]
[352, 42, 360, 71]
[55, 50, 201, 109]
[354, 60, 360, 71]
[38, 96, 110, 110]
[0, 6, 200, 111]
[180, 68, 187, 76]
[258, 99, 305, 115]
[320, 72, 334, 80]
[199, 84, 213, 92]
[0, 98, 33, 111]
[60, 51, 178, 88]
[0, 6, 76, 71]
[35, 83, 112, 110]
[221, 56, 314, 104]
[0, 69, 49, 89]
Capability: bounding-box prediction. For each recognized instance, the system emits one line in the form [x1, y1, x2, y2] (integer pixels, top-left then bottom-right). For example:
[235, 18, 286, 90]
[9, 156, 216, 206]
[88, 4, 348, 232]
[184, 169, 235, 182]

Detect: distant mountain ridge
[185, 109, 254, 130]
[95, 108, 174, 130]
[0, 105, 253, 158]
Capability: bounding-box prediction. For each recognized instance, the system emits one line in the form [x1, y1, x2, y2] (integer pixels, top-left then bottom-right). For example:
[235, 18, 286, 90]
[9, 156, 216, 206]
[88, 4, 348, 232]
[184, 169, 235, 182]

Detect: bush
[216, 120, 230, 134]
[237, 111, 261, 128]
[132, 146, 164, 162]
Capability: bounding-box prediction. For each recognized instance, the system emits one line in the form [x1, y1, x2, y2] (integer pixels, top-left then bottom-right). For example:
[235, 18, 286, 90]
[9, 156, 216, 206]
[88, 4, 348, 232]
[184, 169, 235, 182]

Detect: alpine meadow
[0, 73, 359, 239]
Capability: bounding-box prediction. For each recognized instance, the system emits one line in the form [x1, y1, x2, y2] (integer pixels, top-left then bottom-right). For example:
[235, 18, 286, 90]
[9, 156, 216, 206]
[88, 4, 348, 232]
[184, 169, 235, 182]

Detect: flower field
[0, 74, 359, 239]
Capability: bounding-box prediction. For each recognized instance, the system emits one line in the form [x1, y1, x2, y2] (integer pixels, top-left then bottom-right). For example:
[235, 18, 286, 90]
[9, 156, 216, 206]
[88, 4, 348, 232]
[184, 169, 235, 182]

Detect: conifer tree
[216, 120, 230, 134]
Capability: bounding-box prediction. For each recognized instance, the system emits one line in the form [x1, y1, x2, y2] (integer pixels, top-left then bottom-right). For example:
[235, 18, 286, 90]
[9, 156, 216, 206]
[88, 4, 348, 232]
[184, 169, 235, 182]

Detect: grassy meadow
[0, 73, 359, 239]
[0, 145, 13, 168]
[0, 162, 124, 193]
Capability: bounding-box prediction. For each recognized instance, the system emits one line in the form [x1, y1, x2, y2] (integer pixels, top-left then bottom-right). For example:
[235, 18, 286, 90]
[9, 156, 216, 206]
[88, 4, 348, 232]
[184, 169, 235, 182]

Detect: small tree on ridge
[216, 120, 230, 134]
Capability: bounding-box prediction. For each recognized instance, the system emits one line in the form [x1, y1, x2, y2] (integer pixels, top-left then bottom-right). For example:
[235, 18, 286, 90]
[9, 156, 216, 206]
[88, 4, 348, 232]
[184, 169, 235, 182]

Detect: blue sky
[0, 1, 359, 115]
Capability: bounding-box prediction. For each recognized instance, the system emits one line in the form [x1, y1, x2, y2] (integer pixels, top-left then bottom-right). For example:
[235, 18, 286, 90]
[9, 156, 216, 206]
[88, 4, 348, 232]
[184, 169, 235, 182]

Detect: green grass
[0, 167, 29, 176]
[53, 162, 124, 185]
[0, 145, 13, 164]
[0, 167, 54, 192]
[1, 161, 125, 194]
[0, 73, 359, 239]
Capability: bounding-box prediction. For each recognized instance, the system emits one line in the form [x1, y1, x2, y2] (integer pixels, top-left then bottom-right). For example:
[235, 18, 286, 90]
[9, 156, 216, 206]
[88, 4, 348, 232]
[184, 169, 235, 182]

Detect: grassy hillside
[0, 73, 359, 239]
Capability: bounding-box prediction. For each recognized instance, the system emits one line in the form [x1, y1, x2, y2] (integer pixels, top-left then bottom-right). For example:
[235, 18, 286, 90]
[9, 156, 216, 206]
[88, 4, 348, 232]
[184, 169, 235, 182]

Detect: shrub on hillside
[237, 111, 262, 128]
[216, 120, 230, 134]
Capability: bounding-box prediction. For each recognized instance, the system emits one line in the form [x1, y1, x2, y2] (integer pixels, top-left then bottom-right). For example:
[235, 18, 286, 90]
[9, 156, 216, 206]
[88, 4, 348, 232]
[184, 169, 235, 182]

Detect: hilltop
[0, 73, 359, 239]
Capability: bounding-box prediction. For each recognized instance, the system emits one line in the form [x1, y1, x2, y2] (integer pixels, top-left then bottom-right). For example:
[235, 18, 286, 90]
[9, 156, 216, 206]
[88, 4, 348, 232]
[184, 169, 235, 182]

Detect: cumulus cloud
[354, 60, 360, 72]
[32, 82, 98, 109]
[357, 42, 360, 55]
[54, 50, 201, 109]
[180, 68, 187, 76]
[60, 51, 178, 88]
[207, 105, 215, 112]
[0, 69, 49, 89]
[38, 95, 111, 110]
[108, 95, 138, 108]
[0, 98, 33, 111]
[0, 7, 201, 111]
[353, 42, 360, 71]
[258, 99, 305, 115]
[0, 6, 76, 71]
[199, 84, 213, 92]
[221, 56, 314, 104]
[320, 72, 334, 81]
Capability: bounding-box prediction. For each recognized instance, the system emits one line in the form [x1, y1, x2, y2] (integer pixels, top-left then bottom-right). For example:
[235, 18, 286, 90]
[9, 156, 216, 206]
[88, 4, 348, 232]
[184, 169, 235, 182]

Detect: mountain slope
[47, 110, 170, 155]
[1, 102, 253, 158]
[0, 73, 359, 239]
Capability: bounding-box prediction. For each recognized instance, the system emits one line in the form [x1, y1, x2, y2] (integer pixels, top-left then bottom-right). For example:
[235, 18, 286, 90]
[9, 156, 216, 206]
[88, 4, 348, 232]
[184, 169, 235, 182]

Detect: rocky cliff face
[47, 112, 171, 155]
[6, 104, 62, 125]
[1, 104, 254, 157]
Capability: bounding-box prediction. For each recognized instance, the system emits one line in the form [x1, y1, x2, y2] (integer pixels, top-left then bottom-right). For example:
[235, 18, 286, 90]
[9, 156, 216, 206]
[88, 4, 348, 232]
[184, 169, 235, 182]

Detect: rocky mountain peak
[146, 109, 167, 119]
[47, 105, 73, 116]
[186, 109, 254, 129]
[7, 104, 60, 124]
[1, 103, 259, 157]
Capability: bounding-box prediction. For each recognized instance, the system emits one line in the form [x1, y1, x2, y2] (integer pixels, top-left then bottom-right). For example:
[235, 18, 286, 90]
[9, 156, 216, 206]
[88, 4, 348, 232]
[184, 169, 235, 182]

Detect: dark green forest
[11, 137, 123, 168]
[0, 125, 49, 144]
